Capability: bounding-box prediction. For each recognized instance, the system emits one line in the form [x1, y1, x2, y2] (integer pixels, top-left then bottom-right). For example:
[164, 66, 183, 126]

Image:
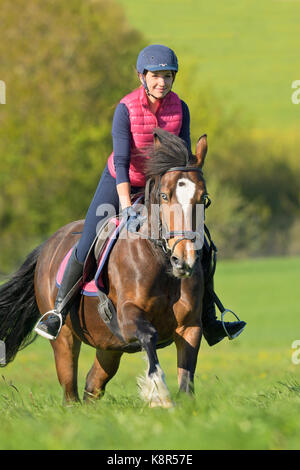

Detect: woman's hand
[117, 182, 146, 232]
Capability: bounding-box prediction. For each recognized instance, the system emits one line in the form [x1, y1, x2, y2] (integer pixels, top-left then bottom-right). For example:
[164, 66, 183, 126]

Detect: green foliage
[204, 176, 261, 258]
[177, 77, 300, 258]
[0, 0, 144, 273]
[1, 0, 299, 273]
[117, 0, 300, 259]
[117, 0, 300, 131]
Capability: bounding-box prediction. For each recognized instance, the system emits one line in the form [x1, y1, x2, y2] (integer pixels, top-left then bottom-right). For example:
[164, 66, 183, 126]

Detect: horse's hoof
[149, 398, 174, 409]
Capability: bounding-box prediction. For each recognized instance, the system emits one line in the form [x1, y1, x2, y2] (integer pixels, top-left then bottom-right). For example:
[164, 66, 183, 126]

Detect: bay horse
[0, 129, 209, 408]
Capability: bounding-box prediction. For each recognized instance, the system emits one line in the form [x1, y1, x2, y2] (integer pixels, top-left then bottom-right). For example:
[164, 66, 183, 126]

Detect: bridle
[145, 165, 211, 256]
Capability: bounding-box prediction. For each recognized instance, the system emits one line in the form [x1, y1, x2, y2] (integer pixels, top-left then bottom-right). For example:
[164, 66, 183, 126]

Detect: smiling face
[139, 70, 174, 100]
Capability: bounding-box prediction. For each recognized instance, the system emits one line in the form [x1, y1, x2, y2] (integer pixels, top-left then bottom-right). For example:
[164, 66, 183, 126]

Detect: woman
[35, 45, 246, 344]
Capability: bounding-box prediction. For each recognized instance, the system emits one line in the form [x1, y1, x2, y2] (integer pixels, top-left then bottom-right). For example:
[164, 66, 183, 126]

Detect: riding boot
[202, 275, 246, 346]
[34, 246, 84, 340]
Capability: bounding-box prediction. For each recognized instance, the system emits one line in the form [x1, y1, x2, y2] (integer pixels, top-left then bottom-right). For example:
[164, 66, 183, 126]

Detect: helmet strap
[141, 75, 160, 100]
[141, 73, 174, 101]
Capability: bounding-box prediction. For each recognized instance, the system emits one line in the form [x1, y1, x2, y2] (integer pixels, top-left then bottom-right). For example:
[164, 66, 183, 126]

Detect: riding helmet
[136, 44, 179, 74]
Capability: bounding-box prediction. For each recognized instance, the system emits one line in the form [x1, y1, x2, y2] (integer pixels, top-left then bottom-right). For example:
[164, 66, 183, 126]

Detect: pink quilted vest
[107, 86, 183, 187]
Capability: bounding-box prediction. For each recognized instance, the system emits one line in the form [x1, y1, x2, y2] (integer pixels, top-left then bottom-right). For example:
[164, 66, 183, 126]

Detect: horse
[0, 129, 209, 408]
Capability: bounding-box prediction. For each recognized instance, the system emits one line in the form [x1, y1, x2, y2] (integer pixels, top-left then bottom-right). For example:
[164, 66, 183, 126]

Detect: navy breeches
[76, 165, 142, 263]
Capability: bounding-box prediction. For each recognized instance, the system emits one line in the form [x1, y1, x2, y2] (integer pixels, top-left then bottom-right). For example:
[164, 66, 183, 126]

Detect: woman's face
[140, 70, 174, 99]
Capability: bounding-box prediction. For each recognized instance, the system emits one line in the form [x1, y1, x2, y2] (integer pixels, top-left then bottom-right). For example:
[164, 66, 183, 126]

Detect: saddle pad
[56, 217, 121, 297]
[56, 195, 144, 297]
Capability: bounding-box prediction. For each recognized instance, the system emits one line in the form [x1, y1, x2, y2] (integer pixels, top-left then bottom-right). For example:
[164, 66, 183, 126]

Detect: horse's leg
[83, 349, 123, 402]
[174, 325, 202, 395]
[122, 309, 173, 408]
[51, 325, 81, 403]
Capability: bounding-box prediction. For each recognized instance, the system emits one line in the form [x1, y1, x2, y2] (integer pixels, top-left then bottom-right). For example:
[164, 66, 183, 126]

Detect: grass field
[117, 0, 300, 133]
[1, 256, 300, 450]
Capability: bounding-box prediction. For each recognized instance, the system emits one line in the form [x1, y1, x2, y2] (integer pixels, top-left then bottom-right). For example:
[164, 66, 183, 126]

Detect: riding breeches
[76, 164, 142, 264]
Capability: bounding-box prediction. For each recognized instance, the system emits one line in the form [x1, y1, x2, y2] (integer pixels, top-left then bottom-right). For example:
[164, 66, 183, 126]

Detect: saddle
[56, 215, 125, 341]
[56, 216, 120, 297]
[83, 192, 144, 288]
[57, 194, 144, 341]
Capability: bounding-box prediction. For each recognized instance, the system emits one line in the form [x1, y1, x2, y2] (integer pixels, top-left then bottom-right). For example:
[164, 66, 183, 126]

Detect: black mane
[145, 128, 197, 178]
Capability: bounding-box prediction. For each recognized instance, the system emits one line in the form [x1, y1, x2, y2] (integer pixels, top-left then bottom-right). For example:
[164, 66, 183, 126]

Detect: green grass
[117, 0, 300, 132]
[1, 256, 300, 450]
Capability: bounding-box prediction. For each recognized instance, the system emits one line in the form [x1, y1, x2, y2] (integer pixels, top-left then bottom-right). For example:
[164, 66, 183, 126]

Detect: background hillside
[118, 0, 300, 259]
[0, 0, 299, 273]
[118, 0, 300, 132]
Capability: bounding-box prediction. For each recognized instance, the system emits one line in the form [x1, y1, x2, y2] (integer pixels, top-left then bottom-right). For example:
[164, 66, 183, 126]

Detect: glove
[122, 206, 145, 233]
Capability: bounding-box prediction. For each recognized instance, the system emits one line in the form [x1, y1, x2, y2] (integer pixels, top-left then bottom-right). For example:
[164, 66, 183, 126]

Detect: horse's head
[146, 129, 209, 279]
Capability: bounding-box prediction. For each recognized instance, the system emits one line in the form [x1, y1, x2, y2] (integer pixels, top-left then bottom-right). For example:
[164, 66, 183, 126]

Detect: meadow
[117, 0, 300, 133]
[1, 256, 299, 450]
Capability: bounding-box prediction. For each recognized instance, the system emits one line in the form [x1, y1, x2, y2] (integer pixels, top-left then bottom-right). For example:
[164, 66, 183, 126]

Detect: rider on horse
[34, 44, 246, 344]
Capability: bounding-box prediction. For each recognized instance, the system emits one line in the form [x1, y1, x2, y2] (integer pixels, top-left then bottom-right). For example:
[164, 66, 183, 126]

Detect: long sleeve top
[111, 100, 191, 185]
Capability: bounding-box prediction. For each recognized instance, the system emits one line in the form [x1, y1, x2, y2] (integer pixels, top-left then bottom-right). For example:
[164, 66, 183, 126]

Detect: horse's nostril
[171, 255, 180, 266]
[171, 255, 185, 269]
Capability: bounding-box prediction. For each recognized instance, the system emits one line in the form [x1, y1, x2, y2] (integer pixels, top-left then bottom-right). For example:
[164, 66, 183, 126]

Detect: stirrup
[221, 309, 244, 340]
[34, 310, 63, 341]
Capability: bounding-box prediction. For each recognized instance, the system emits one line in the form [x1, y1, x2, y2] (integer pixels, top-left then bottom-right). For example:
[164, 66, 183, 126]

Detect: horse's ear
[195, 134, 207, 168]
[153, 130, 162, 148]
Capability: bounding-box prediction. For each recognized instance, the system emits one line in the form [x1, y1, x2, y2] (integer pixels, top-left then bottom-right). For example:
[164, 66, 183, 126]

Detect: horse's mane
[145, 128, 197, 178]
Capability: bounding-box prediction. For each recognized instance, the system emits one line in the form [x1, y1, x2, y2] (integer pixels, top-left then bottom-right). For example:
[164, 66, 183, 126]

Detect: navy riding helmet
[136, 44, 179, 74]
[136, 45, 178, 98]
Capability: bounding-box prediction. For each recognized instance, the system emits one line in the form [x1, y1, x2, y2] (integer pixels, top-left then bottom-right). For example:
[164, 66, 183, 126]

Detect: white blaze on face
[174, 177, 196, 269]
[175, 177, 196, 231]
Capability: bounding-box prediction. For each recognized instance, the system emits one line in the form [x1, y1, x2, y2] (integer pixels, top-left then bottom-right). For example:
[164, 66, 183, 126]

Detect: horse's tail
[0, 244, 43, 367]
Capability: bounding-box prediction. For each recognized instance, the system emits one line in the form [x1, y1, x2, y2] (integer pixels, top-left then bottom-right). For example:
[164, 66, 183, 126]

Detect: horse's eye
[161, 193, 168, 202]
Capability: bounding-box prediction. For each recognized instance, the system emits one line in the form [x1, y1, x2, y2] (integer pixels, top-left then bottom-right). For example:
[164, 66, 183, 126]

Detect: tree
[0, 0, 145, 273]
